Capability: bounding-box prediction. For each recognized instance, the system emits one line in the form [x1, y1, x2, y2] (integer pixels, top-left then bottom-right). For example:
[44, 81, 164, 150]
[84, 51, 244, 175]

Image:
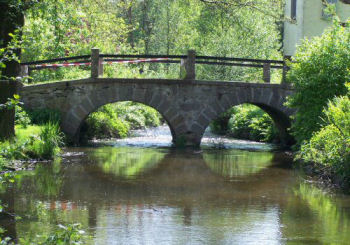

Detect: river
[1, 126, 350, 244]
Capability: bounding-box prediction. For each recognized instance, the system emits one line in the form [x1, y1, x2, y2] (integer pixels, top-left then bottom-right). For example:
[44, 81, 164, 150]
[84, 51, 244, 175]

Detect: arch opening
[67, 100, 175, 145]
[201, 103, 294, 147]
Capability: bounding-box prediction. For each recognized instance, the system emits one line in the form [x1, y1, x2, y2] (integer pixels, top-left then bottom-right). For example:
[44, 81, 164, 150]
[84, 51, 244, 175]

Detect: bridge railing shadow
[20, 48, 289, 83]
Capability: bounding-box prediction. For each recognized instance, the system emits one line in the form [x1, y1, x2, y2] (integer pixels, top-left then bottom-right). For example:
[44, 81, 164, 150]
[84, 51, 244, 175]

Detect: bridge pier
[173, 130, 203, 147]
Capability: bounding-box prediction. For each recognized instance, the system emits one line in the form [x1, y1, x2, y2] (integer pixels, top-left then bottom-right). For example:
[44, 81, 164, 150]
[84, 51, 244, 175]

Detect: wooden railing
[20, 48, 289, 83]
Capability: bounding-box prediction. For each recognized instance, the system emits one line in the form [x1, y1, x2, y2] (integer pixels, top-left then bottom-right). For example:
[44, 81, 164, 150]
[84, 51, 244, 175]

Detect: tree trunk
[0, 2, 25, 79]
[0, 80, 21, 140]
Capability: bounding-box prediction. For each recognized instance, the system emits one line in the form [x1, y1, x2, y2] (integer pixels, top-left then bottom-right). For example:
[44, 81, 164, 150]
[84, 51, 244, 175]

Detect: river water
[1, 126, 350, 244]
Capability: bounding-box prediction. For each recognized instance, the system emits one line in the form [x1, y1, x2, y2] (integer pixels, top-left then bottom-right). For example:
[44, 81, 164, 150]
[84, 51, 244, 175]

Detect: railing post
[99, 55, 104, 77]
[91, 48, 101, 78]
[20, 65, 28, 78]
[263, 63, 271, 83]
[20, 65, 33, 83]
[282, 56, 291, 84]
[180, 49, 196, 80]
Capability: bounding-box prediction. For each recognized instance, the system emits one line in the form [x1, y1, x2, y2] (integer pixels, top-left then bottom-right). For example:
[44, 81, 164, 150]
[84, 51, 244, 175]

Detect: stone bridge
[20, 78, 295, 146]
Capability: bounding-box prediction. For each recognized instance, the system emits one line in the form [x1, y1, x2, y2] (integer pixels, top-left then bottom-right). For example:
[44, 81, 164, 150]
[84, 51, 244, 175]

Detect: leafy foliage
[85, 102, 162, 140]
[0, 94, 21, 111]
[85, 107, 129, 139]
[297, 95, 350, 184]
[0, 29, 23, 79]
[286, 18, 350, 146]
[39, 223, 88, 245]
[211, 105, 279, 142]
[15, 105, 31, 127]
[20, 0, 284, 83]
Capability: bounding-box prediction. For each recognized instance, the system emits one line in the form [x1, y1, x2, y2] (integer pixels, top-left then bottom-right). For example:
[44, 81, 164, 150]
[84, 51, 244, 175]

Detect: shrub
[114, 102, 161, 129]
[213, 105, 279, 143]
[297, 96, 350, 183]
[0, 139, 29, 160]
[15, 106, 31, 128]
[286, 18, 350, 146]
[85, 109, 129, 139]
[37, 223, 88, 245]
[85, 102, 161, 139]
[0, 156, 5, 171]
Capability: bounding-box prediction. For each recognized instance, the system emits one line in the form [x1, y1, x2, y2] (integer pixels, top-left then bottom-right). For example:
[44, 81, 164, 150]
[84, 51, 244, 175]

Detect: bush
[85, 102, 161, 139]
[114, 102, 161, 129]
[85, 106, 129, 139]
[0, 156, 5, 171]
[39, 223, 88, 245]
[15, 106, 31, 127]
[211, 105, 279, 142]
[297, 96, 350, 183]
[228, 105, 279, 142]
[286, 18, 350, 146]
[0, 139, 29, 160]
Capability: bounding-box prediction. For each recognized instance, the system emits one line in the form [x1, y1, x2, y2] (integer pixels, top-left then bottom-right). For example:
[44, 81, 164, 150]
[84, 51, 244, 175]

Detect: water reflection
[204, 150, 274, 177]
[91, 147, 166, 178]
[281, 182, 350, 244]
[1, 147, 350, 244]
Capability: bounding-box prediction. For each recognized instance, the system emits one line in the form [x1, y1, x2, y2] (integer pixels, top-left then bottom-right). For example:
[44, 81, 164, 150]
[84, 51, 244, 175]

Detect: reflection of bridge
[19, 49, 295, 146]
[56, 150, 294, 206]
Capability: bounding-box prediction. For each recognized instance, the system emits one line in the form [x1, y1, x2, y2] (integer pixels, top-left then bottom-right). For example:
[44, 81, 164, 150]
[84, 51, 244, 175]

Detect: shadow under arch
[252, 102, 294, 145]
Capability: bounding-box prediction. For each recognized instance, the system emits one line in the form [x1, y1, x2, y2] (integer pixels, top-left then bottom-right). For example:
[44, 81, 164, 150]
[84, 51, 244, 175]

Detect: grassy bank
[0, 123, 64, 169]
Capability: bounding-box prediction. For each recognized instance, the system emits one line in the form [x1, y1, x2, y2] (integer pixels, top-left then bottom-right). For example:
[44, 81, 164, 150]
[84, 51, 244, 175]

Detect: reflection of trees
[15, 200, 91, 245]
[34, 159, 63, 197]
[0, 187, 17, 242]
[281, 183, 350, 244]
[204, 149, 274, 177]
[91, 147, 166, 178]
[16, 158, 64, 197]
[11, 159, 92, 244]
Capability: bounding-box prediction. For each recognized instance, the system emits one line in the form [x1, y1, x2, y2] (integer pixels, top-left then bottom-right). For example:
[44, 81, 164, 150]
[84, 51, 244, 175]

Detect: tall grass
[29, 122, 64, 160]
[0, 123, 64, 161]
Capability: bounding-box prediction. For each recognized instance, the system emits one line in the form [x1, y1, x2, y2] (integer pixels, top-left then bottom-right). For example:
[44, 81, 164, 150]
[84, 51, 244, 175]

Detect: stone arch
[61, 85, 178, 143]
[194, 85, 295, 146]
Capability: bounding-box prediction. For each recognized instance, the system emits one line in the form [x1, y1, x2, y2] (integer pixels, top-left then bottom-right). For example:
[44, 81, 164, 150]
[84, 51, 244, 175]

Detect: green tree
[286, 18, 350, 146]
[297, 94, 350, 185]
